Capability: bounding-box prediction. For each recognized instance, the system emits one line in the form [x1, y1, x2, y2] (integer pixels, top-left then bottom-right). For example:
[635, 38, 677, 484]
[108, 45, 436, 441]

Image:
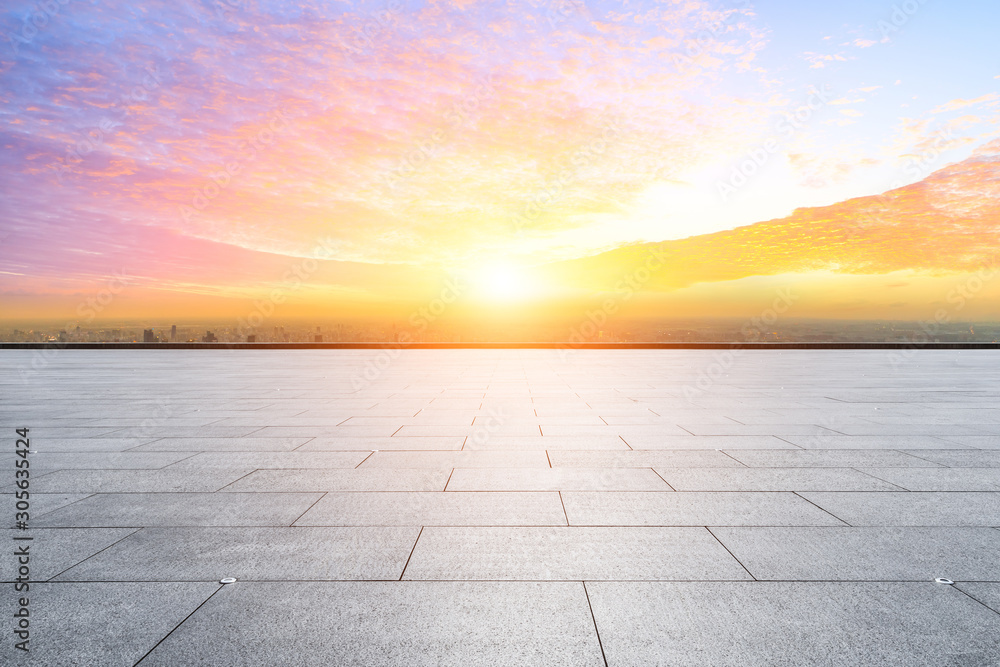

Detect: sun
[476, 262, 531, 301]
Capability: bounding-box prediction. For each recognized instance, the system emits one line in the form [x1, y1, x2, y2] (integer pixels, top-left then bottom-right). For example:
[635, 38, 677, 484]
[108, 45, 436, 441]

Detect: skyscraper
[170, 325, 177, 341]
[143, 329, 155, 343]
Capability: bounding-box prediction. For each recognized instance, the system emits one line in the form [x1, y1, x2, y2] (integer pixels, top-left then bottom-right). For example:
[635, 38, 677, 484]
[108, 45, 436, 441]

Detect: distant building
[247, 335, 256, 343]
[202, 331, 218, 343]
[170, 325, 177, 341]
[143, 329, 156, 343]
[314, 334, 323, 342]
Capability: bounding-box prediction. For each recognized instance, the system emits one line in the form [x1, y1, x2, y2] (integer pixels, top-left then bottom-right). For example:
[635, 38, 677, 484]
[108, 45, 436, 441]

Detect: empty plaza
[3, 348, 1000, 665]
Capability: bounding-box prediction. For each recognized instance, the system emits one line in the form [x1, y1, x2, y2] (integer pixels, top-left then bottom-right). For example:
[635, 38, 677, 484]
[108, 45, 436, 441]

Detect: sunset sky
[1, 0, 998, 325]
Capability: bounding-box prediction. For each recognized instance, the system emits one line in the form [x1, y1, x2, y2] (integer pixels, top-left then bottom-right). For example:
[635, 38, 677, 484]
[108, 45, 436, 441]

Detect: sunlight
[476, 262, 532, 301]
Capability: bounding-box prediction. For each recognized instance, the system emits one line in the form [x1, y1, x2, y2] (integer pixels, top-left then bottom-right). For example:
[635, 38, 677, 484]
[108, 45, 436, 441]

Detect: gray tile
[133, 437, 312, 451]
[26, 468, 252, 493]
[223, 469, 450, 492]
[35, 493, 323, 527]
[447, 468, 670, 491]
[902, 450, 1000, 467]
[587, 582, 1000, 667]
[141, 581, 604, 666]
[462, 435, 630, 450]
[679, 424, 841, 435]
[403, 527, 752, 580]
[295, 492, 566, 526]
[0, 528, 137, 581]
[620, 435, 797, 449]
[655, 467, 901, 491]
[27, 438, 159, 452]
[561, 491, 845, 526]
[300, 436, 466, 451]
[359, 451, 549, 468]
[956, 583, 1000, 613]
[0, 452, 192, 471]
[801, 492, 1000, 526]
[0, 582, 218, 666]
[934, 435, 1000, 449]
[778, 435, 969, 449]
[109, 425, 265, 438]
[830, 424, 986, 436]
[166, 451, 372, 469]
[55, 527, 420, 581]
[712, 527, 1000, 580]
[726, 450, 941, 468]
[549, 450, 746, 468]
[859, 468, 1000, 491]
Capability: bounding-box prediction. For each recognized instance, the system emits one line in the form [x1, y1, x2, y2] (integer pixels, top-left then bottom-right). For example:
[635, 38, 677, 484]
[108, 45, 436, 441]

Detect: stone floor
[2, 349, 1000, 666]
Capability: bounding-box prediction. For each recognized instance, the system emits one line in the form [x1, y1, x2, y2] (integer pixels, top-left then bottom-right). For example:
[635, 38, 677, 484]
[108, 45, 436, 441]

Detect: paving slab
[462, 435, 630, 450]
[858, 467, 1000, 491]
[132, 437, 312, 451]
[712, 527, 1000, 581]
[902, 450, 1000, 467]
[620, 435, 797, 450]
[298, 436, 465, 451]
[776, 435, 971, 449]
[140, 581, 605, 667]
[164, 451, 371, 469]
[0, 528, 137, 581]
[55, 526, 420, 581]
[561, 491, 846, 526]
[801, 492, 1000, 526]
[25, 468, 253, 493]
[34, 492, 323, 527]
[586, 582, 1000, 667]
[725, 449, 942, 468]
[446, 467, 671, 491]
[295, 491, 567, 526]
[402, 526, 752, 580]
[654, 467, 902, 491]
[956, 583, 1000, 613]
[0, 582, 218, 666]
[358, 451, 549, 468]
[549, 450, 746, 468]
[223, 468, 450, 492]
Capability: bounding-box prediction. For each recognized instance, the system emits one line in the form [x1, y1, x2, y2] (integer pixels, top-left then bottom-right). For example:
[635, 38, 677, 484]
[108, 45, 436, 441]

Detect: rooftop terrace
[2, 349, 999, 665]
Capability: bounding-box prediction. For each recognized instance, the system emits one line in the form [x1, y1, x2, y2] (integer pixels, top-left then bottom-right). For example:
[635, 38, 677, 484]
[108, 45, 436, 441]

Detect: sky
[1, 0, 998, 326]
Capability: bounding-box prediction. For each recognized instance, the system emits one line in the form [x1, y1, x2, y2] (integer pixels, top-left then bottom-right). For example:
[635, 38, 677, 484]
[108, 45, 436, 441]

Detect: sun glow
[475, 263, 532, 301]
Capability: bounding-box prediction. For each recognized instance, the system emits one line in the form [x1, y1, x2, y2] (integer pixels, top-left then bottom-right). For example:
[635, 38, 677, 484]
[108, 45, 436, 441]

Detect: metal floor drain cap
[934, 578, 954, 585]
[220, 577, 237, 584]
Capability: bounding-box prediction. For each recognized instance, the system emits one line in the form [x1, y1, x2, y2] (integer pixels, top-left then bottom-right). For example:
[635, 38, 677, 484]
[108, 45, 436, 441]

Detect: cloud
[931, 93, 1000, 114]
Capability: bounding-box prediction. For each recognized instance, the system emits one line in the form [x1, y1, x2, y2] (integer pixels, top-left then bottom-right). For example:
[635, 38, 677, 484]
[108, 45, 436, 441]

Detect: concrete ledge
[3, 341, 1000, 350]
